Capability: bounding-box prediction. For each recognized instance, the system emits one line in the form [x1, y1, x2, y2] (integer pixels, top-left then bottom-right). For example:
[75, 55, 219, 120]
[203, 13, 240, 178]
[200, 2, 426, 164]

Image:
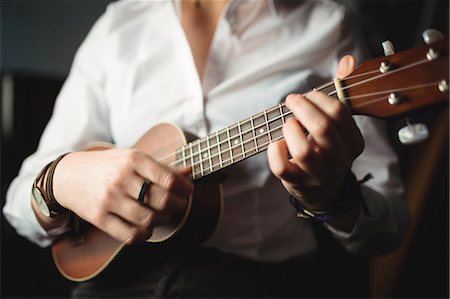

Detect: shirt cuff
[324, 184, 388, 251]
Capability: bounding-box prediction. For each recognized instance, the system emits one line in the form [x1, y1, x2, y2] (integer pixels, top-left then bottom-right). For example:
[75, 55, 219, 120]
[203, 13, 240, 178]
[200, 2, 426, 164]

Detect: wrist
[289, 171, 365, 224]
[32, 153, 70, 218]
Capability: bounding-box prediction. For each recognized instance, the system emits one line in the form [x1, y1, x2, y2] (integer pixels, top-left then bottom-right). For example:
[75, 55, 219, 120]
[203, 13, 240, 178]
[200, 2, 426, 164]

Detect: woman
[4, 0, 408, 297]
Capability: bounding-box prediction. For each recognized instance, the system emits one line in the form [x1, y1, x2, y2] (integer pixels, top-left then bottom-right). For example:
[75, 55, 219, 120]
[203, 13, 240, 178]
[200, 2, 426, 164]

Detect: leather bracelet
[289, 171, 369, 223]
[32, 161, 52, 202]
[45, 153, 70, 217]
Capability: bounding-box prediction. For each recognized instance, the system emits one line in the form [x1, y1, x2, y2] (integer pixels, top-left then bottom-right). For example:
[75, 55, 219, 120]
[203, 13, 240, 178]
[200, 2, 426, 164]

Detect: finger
[134, 155, 194, 197]
[305, 91, 364, 158]
[267, 139, 305, 184]
[122, 173, 151, 202]
[282, 117, 321, 181]
[107, 195, 155, 227]
[146, 183, 188, 213]
[285, 94, 342, 153]
[126, 174, 188, 213]
[336, 55, 356, 79]
[97, 212, 152, 244]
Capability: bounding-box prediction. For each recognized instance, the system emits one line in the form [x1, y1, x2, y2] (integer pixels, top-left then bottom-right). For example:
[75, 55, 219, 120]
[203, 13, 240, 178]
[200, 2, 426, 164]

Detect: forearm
[4, 174, 71, 247]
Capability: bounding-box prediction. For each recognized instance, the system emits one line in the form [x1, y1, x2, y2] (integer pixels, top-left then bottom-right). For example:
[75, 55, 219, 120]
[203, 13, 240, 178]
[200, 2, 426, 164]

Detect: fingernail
[286, 94, 300, 107]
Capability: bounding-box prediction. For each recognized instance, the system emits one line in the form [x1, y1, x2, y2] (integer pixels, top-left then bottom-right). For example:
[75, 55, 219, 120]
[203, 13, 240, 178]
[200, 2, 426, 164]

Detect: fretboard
[174, 84, 337, 180]
[174, 103, 289, 179]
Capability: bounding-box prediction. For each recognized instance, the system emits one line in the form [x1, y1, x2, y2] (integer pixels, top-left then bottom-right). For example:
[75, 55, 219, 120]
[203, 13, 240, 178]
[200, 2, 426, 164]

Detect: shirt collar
[171, 0, 306, 27]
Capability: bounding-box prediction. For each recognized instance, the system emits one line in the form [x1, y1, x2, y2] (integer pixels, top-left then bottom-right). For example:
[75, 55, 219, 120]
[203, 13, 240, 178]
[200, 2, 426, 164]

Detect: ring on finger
[137, 180, 151, 204]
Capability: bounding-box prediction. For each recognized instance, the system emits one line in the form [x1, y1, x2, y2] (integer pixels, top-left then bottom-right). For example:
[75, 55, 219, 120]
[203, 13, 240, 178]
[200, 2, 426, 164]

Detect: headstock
[343, 30, 448, 144]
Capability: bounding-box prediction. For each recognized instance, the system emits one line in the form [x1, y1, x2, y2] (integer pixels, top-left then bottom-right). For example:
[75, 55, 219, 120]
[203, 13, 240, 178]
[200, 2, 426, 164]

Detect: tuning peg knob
[398, 120, 429, 145]
[382, 40, 395, 56]
[422, 29, 445, 45]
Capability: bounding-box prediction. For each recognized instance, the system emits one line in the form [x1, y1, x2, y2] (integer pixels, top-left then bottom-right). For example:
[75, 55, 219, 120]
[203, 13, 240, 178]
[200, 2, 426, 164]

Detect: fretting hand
[267, 55, 364, 226]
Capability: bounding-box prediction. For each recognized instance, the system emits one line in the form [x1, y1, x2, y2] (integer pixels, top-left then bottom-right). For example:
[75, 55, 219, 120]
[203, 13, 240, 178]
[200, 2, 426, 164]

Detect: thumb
[335, 55, 356, 79]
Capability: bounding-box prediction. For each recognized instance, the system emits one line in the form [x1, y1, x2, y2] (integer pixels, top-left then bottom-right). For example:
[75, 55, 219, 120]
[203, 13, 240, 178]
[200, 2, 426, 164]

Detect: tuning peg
[398, 119, 429, 145]
[422, 29, 445, 45]
[382, 40, 395, 56]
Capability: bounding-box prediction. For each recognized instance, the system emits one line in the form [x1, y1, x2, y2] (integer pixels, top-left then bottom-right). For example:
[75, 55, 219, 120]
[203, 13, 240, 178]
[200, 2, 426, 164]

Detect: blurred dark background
[1, 0, 448, 298]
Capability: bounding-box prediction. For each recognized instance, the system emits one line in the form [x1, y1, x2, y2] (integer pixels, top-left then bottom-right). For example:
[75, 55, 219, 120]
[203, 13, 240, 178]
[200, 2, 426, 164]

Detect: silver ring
[138, 180, 151, 204]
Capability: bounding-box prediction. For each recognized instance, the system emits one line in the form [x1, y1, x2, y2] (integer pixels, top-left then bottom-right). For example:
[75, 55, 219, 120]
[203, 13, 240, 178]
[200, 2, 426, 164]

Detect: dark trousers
[72, 225, 369, 298]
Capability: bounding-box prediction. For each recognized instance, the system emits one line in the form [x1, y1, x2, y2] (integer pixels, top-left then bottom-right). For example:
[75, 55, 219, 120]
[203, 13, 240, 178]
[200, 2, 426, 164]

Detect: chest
[180, 0, 228, 80]
[103, 3, 342, 147]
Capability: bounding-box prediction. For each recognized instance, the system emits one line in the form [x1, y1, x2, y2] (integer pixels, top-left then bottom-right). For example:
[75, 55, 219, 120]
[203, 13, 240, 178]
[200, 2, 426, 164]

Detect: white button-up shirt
[4, 0, 408, 262]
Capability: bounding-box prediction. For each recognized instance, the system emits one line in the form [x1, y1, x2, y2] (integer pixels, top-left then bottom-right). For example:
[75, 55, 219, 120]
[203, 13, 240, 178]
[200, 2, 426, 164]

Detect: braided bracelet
[289, 172, 371, 223]
[45, 153, 70, 217]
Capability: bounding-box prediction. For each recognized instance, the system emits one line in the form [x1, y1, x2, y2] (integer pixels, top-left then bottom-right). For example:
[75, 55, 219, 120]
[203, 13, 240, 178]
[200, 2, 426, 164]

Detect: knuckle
[286, 93, 302, 108]
[329, 101, 346, 119]
[109, 172, 125, 189]
[123, 149, 140, 168]
[141, 213, 154, 228]
[90, 209, 106, 226]
[292, 145, 312, 162]
[312, 118, 332, 136]
[98, 188, 114, 207]
[157, 193, 171, 211]
[160, 171, 177, 190]
[270, 161, 288, 178]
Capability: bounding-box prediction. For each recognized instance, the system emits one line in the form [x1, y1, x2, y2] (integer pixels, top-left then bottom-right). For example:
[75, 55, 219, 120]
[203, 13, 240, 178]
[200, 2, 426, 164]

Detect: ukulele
[51, 36, 448, 281]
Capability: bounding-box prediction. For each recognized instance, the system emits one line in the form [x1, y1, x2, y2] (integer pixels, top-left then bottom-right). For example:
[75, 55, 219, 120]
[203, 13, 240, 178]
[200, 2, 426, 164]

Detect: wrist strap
[45, 153, 70, 217]
[289, 172, 370, 223]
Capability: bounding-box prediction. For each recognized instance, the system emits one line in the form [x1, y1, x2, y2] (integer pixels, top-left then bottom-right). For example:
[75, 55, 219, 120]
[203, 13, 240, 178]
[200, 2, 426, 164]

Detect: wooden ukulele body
[51, 123, 223, 282]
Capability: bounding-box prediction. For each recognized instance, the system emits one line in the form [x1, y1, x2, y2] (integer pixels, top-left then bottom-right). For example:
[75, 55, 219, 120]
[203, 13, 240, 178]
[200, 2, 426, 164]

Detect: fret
[218, 129, 231, 167]
[206, 137, 213, 173]
[196, 141, 204, 176]
[183, 146, 191, 167]
[208, 135, 220, 172]
[267, 105, 284, 140]
[278, 103, 286, 124]
[190, 143, 199, 179]
[229, 125, 244, 161]
[181, 147, 186, 167]
[237, 121, 246, 158]
[281, 103, 290, 119]
[251, 112, 268, 151]
[249, 116, 258, 152]
[215, 131, 223, 168]
[226, 127, 234, 163]
[241, 118, 256, 156]
[263, 110, 272, 143]
[199, 139, 211, 175]
[181, 148, 186, 167]
[253, 113, 266, 131]
[175, 148, 183, 168]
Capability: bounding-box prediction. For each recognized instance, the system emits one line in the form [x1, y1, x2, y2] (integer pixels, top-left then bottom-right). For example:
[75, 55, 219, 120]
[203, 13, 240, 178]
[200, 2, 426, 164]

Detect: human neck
[180, 0, 229, 80]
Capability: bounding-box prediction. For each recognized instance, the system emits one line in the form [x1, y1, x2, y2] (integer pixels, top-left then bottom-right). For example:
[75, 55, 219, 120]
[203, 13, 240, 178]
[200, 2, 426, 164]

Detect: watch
[31, 153, 69, 218]
[32, 162, 52, 217]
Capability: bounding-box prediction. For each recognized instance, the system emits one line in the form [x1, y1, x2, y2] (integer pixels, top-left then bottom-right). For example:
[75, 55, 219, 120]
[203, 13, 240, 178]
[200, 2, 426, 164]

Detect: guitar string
[154, 77, 358, 165]
[339, 81, 439, 101]
[188, 80, 439, 177]
[328, 58, 430, 98]
[190, 134, 286, 179]
[187, 80, 443, 178]
[164, 79, 440, 170]
[151, 67, 383, 164]
[176, 77, 438, 177]
[162, 78, 441, 171]
[154, 58, 440, 169]
[160, 58, 436, 165]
